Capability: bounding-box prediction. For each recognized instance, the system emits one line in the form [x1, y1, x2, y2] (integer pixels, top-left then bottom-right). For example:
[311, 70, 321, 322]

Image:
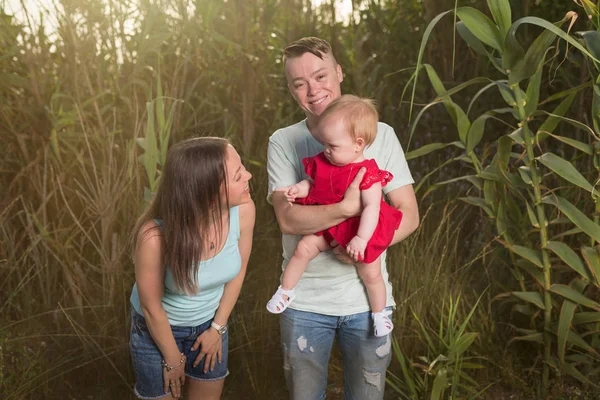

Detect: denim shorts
[129, 309, 229, 399]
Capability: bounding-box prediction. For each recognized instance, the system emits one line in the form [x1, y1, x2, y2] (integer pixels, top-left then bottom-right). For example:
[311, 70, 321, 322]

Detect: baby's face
[317, 116, 363, 166]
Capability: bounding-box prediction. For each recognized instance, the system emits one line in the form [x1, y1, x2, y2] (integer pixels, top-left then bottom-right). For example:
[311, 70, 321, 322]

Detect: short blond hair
[320, 95, 378, 147]
[282, 37, 337, 65]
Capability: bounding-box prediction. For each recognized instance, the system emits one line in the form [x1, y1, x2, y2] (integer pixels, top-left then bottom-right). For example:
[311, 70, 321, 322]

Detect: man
[267, 37, 419, 400]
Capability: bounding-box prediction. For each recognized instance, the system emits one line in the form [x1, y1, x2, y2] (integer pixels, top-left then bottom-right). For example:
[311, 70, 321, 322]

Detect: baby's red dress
[295, 152, 403, 264]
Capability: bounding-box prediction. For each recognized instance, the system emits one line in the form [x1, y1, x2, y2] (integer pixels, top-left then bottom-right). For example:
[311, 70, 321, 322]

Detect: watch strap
[210, 321, 227, 335]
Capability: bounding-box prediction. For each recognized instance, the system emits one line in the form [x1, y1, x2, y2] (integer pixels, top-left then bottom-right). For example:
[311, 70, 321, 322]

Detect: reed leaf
[505, 244, 544, 268]
[486, 0, 511, 38]
[456, 21, 488, 57]
[509, 332, 544, 344]
[593, 84, 600, 135]
[517, 261, 545, 286]
[580, 30, 600, 70]
[581, 246, 600, 286]
[458, 197, 494, 217]
[536, 107, 600, 143]
[456, 7, 503, 52]
[562, 361, 600, 388]
[409, 10, 453, 121]
[405, 141, 463, 161]
[433, 77, 493, 101]
[143, 101, 159, 190]
[537, 153, 594, 194]
[496, 201, 508, 238]
[466, 113, 493, 153]
[526, 201, 539, 228]
[453, 332, 479, 358]
[545, 241, 592, 282]
[467, 81, 505, 115]
[557, 299, 578, 364]
[545, 133, 593, 155]
[525, 55, 544, 115]
[541, 195, 600, 242]
[512, 291, 546, 309]
[508, 128, 524, 144]
[505, 15, 599, 83]
[549, 284, 600, 311]
[430, 368, 448, 400]
[572, 312, 600, 325]
[508, 23, 561, 85]
[423, 64, 471, 143]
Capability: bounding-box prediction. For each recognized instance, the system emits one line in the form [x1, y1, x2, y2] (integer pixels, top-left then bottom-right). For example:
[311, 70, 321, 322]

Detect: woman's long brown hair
[131, 137, 230, 294]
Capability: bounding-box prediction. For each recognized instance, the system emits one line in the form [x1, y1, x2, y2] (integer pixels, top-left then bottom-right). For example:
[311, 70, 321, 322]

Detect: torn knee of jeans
[375, 335, 391, 358]
[363, 369, 382, 392]
[296, 335, 308, 352]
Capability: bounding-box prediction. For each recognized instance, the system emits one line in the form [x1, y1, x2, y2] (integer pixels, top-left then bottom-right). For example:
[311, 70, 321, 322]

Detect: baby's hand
[346, 236, 368, 262]
[275, 185, 300, 205]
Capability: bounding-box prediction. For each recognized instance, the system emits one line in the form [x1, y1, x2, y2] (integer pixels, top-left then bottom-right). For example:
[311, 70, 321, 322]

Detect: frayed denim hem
[134, 387, 172, 399]
[185, 369, 229, 382]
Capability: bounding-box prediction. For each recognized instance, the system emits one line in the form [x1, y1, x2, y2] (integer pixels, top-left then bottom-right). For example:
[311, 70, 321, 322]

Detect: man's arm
[387, 184, 419, 245]
[272, 168, 366, 235]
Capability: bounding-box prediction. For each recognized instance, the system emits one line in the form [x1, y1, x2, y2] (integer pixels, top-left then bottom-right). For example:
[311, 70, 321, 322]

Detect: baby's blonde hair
[320, 95, 378, 147]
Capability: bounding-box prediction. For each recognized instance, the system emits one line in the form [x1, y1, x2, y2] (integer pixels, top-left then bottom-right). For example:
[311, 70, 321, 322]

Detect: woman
[129, 137, 255, 399]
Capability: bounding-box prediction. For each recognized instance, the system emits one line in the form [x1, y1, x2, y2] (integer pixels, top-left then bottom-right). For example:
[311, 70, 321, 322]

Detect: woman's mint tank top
[130, 206, 241, 326]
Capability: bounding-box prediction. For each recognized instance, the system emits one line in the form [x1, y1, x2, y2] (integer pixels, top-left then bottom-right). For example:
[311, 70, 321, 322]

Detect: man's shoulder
[371, 122, 399, 149]
[376, 121, 394, 135]
[269, 120, 309, 144]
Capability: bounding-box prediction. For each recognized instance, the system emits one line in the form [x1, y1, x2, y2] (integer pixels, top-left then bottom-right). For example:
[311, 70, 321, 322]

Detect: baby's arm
[275, 179, 312, 204]
[346, 182, 382, 262]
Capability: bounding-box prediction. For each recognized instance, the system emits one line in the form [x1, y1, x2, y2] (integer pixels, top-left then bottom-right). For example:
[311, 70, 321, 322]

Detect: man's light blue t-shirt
[130, 206, 241, 326]
[267, 120, 414, 316]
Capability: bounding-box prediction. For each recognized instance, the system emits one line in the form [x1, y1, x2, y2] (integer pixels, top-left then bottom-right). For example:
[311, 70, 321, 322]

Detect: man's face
[284, 52, 343, 121]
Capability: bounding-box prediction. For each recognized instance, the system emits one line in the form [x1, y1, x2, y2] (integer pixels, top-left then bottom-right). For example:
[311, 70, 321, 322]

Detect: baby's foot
[266, 286, 296, 314]
[372, 309, 393, 337]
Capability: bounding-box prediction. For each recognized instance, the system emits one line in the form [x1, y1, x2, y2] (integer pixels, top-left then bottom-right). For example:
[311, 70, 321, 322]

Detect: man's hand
[340, 167, 366, 218]
[275, 185, 301, 205]
[331, 240, 354, 264]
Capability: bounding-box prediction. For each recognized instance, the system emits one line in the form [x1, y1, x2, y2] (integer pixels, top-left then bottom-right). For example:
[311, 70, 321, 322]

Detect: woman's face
[224, 145, 252, 206]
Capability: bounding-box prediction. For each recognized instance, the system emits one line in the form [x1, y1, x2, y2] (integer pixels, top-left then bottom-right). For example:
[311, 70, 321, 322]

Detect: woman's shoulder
[237, 200, 256, 230]
[136, 220, 164, 252]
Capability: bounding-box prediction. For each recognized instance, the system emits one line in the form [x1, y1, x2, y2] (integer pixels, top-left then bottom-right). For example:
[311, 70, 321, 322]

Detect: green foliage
[1, 0, 472, 397]
[410, 0, 600, 394]
[387, 294, 487, 400]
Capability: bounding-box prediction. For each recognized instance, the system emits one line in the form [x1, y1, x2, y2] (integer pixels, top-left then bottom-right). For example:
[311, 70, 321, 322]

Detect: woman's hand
[162, 354, 186, 398]
[191, 328, 223, 373]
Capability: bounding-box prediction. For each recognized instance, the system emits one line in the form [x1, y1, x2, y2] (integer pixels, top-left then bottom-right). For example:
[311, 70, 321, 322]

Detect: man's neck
[306, 115, 319, 133]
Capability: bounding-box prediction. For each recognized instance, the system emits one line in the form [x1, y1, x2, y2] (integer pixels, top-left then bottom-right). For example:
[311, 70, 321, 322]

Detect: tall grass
[1, 0, 574, 398]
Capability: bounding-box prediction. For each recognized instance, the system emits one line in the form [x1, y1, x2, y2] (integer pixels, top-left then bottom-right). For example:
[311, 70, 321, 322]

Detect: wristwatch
[210, 321, 227, 335]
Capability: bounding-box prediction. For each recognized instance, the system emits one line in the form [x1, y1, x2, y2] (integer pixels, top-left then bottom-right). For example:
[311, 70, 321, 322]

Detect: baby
[266, 95, 402, 337]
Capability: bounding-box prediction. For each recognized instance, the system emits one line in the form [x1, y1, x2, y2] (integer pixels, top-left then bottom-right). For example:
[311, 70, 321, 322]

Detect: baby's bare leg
[281, 234, 330, 290]
[356, 257, 386, 313]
